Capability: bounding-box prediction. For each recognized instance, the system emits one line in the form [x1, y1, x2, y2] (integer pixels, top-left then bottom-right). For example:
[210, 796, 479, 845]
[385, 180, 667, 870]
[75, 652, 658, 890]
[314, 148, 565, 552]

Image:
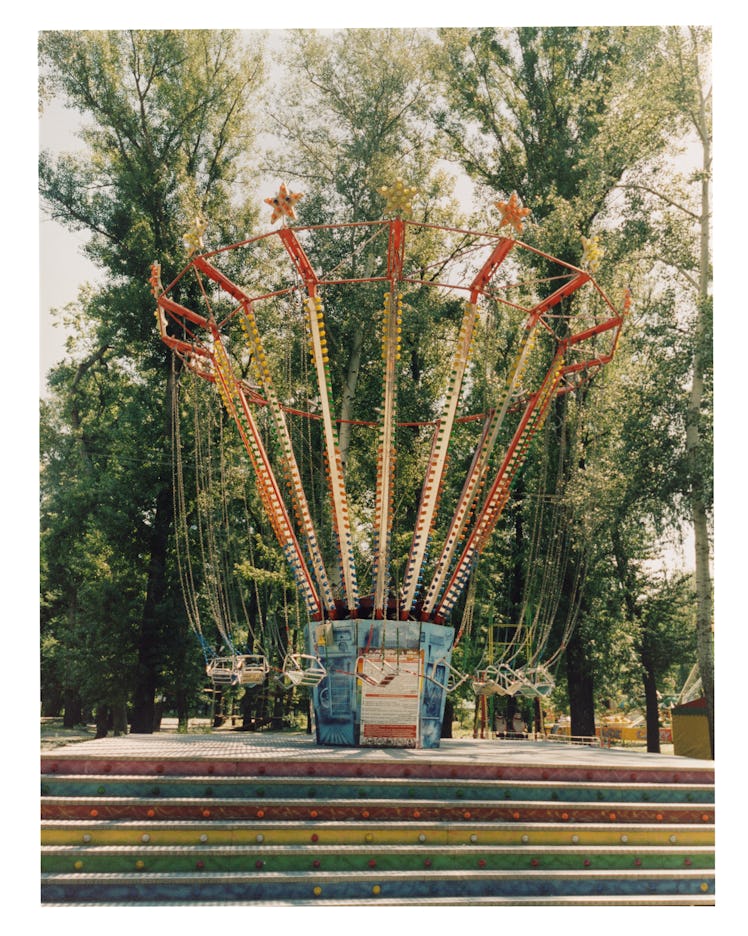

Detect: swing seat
[423, 657, 469, 692]
[206, 656, 238, 685]
[283, 653, 327, 688]
[473, 666, 505, 696]
[495, 663, 526, 696]
[516, 665, 555, 698]
[354, 655, 400, 687]
[206, 654, 269, 687]
[233, 654, 270, 686]
[445, 663, 470, 692]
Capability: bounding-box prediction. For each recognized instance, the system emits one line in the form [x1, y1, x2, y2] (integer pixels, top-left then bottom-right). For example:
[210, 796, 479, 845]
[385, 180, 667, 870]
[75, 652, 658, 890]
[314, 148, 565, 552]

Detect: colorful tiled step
[41, 819, 715, 848]
[40, 867, 715, 904]
[40, 752, 714, 786]
[40, 736, 715, 906]
[41, 842, 715, 874]
[40, 774, 715, 804]
[41, 795, 715, 825]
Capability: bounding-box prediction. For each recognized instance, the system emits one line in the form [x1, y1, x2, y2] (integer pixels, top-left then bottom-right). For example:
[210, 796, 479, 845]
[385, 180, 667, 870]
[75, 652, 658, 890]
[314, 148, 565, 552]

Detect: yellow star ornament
[494, 192, 531, 235]
[581, 235, 603, 274]
[265, 184, 304, 224]
[379, 178, 418, 217]
[149, 261, 163, 299]
[183, 216, 208, 255]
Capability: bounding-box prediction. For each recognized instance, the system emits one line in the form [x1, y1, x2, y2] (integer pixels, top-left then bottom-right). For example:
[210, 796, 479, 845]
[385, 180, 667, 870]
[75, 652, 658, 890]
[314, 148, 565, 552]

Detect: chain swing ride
[151, 180, 624, 748]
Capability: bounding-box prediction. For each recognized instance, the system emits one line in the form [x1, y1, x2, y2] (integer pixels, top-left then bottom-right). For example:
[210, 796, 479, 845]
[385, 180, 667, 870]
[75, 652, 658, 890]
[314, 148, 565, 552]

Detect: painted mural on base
[309, 619, 454, 749]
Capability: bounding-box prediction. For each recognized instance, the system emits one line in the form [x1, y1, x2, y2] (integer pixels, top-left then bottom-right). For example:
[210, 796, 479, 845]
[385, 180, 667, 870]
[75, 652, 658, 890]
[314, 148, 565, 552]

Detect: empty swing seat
[495, 663, 527, 696]
[283, 653, 327, 688]
[516, 664, 555, 698]
[206, 654, 269, 687]
[233, 654, 270, 686]
[473, 666, 505, 696]
[423, 657, 469, 692]
[206, 656, 237, 685]
[354, 655, 400, 687]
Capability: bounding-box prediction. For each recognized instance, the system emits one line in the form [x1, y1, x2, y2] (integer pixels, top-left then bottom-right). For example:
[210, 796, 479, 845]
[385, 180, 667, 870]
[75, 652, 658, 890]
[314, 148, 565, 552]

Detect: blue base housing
[307, 618, 455, 749]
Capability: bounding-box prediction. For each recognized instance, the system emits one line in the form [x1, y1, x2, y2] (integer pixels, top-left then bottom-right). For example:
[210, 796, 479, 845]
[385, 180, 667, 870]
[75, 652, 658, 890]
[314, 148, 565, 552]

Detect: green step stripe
[39, 775, 714, 804]
[41, 843, 715, 874]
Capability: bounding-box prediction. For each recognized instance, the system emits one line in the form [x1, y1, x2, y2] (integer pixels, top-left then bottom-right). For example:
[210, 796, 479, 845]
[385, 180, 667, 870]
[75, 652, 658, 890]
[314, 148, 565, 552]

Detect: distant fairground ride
[151, 182, 625, 749]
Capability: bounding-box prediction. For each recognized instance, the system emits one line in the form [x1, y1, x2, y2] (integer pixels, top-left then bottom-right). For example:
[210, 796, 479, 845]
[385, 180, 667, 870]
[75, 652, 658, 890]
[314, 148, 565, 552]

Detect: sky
[39, 101, 101, 385]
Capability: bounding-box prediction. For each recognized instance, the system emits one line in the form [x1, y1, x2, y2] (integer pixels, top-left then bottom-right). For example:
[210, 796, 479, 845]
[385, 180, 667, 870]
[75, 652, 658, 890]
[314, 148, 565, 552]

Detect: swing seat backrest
[496, 664, 525, 695]
[355, 654, 399, 686]
[237, 654, 269, 684]
[207, 657, 236, 684]
[283, 654, 327, 688]
[515, 665, 554, 698]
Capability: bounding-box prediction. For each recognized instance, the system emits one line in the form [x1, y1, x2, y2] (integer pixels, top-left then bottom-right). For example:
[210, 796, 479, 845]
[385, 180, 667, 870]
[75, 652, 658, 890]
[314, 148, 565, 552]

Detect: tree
[264, 29, 463, 476]
[434, 26, 687, 735]
[257, 29, 485, 611]
[435, 27, 675, 249]
[39, 30, 265, 732]
[610, 26, 713, 753]
[40, 321, 171, 731]
[660, 26, 713, 755]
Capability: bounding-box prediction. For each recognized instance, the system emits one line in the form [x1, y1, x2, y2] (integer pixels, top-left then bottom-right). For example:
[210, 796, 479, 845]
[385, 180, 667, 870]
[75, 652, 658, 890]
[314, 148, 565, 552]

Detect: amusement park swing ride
[150, 180, 625, 749]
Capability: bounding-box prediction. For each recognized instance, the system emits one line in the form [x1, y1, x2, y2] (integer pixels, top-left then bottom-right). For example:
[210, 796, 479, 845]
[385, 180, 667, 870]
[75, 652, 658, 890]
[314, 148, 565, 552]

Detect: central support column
[307, 616, 454, 748]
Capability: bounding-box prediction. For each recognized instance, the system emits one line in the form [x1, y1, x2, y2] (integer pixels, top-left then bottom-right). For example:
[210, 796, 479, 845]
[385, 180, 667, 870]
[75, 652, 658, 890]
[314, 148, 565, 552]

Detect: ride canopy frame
[151, 183, 625, 748]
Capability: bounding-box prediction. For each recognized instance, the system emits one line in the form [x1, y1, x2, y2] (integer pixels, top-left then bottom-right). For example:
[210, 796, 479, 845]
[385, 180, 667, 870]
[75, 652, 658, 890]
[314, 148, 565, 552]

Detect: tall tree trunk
[130, 368, 177, 733]
[534, 697, 543, 738]
[62, 689, 83, 729]
[611, 526, 662, 754]
[95, 705, 110, 739]
[271, 685, 284, 729]
[565, 624, 596, 738]
[441, 697, 454, 738]
[641, 650, 661, 753]
[549, 388, 596, 738]
[112, 702, 128, 737]
[176, 687, 190, 731]
[687, 72, 714, 757]
[337, 321, 365, 471]
[212, 690, 224, 727]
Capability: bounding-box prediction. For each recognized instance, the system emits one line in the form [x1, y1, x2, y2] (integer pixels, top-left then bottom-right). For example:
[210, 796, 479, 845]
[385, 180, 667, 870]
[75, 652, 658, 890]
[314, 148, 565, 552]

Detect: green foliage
[435, 26, 678, 260]
[432, 26, 711, 733]
[265, 29, 441, 222]
[39, 30, 267, 729]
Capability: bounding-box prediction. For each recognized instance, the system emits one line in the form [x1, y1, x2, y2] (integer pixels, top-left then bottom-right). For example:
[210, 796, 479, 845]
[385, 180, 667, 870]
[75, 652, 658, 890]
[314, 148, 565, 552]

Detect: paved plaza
[43, 729, 711, 771]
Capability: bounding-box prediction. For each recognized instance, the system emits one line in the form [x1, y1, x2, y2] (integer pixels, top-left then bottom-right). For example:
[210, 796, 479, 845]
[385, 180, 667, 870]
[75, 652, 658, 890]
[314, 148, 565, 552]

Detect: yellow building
[671, 697, 711, 760]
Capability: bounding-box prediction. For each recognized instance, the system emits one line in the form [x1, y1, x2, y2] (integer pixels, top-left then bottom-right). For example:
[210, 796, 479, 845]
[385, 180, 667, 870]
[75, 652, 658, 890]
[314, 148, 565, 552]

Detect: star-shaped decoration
[265, 183, 304, 224]
[379, 178, 418, 217]
[149, 261, 163, 298]
[494, 192, 531, 235]
[581, 234, 603, 273]
[183, 216, 208, 255]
